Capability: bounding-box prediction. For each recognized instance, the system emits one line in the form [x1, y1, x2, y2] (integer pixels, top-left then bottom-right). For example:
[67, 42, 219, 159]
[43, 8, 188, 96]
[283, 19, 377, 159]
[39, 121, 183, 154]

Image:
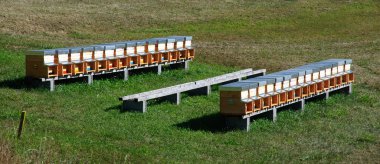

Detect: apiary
[241, 78, 271, 109]
[26, 49, 58, 78]
[168, 36, 185, 61]
[69, 47, 84, 75]
[161, 38, 175, 63]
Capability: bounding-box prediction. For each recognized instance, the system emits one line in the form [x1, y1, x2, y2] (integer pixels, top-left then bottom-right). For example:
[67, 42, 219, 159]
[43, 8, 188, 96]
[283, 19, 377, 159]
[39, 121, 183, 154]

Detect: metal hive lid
[324, 58, 352, 64]
[254, 76, 284, 82]
[56, 48, 70, 54]
[251, 76, 276, 84]
[241, 78, 267, 86]
[219, 82, 258, 91]
[167, 38, 176, 43]
[97, 44, 116, 50]
[288, 68, 313, 74]
[135, 40, 146, 46]
[28, 49, 56, 55]
[69, 47, 82, 53]
[270, 71, 299, 78]
[264, 74, 292, 81]
[82, 46, 94, 52]
[167, 36, 186, 41]
[92, 45, 105, 51]
[294, 65, 321, 72]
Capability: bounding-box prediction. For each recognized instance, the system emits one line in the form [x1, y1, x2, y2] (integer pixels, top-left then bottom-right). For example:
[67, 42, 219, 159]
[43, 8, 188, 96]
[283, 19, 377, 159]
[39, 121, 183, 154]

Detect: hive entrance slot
[130, 56, 138, 66]
[98, 61, 107, 70]
[73, 64, 84, 74]
[336, 76, 342, 86]
[150, 54, 159, 64]
[108, 59, 118, 70]
[161, 53, 169, 62]
[119, 58, 128, 68]
[317, 82, 323, 92]
[140, 56, 148, 65]
[86, 62, 96, 72]
[169, 51, 177, 61]
[179, 50, 186, 59]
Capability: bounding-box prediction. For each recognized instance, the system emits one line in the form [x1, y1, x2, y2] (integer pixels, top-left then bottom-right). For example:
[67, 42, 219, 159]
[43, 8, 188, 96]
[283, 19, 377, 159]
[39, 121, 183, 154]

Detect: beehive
[113, 43, 128, 68]
[90, 45, 107, 72]
[98, 44, 118, 70]
[125, 41, 138, 67]
[135, 40, 148, 65]
[56, 48, 73, 76]
[69, 47, 84, 75]
[219, 82, 258, 115]
[167, 36, 185, 61]
[81, 46, 96, 73]
[161, 38, 175, 63]
[26, 49, 58, 78]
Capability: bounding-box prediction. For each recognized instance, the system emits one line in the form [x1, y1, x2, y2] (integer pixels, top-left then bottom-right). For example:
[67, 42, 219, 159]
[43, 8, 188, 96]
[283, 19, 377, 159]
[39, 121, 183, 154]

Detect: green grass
[1, 0, 380, 163]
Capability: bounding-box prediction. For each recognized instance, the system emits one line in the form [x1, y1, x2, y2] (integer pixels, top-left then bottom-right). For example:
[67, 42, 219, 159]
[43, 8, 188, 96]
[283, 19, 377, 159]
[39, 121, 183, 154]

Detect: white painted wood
[338, 65, 344, 73]
[157, 44, 165, 51]
[58, 54, 68, 62]
[126, 47, 135, 54]
[167, 43, 174, 50]
[116, 49, 124, 56]
[345, 64, 351, 71]
[83, 52, 92, 60]
[137, 46, 145, 53]
[94, 51, 103, 59]
[176, 41, 184, 48]
[312, 72, 319, 81]
[290, 78, 297, 87]
[332, 67, 338, 74]
[305, 74, 312, 82]
[267, 84, 274, 93]
[44, 55, 55, 64]
[320, 70, 326, 78]
[258, 86, 265, 95]
[148, 45, 155, 52]
[298, 76, 305, 84]
[241, 90, 249, 99]
[185, 41, 191, 47]
[249, 88, 257, 97]
[283, 81, 290, 89]
[105, 50, 114, 58]
[71, 53, 80, 61]
[326, 68, 331, 76]
[275, 82, 282, 91]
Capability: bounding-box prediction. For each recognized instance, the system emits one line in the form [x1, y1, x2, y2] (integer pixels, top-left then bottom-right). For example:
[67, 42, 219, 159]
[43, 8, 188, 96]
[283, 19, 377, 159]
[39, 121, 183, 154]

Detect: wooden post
[17, 111, 26, 139]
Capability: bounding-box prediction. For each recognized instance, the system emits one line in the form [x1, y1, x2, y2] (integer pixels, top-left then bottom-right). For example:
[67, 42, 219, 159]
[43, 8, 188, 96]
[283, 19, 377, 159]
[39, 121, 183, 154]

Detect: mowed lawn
[0, 0, 379, 163]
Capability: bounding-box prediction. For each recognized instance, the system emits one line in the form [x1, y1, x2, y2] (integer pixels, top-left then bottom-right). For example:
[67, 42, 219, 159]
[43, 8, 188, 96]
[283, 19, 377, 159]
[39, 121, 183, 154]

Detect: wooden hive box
[91, 45, 107, 72]
[69, 47, 84, 75]
[184, 36, 194, 59]
[112, 43, 128, 69]
[125, 41, 138, 67]
[219, 82, 258, 115]
[286, 68, 313, 98]
[81, 46, 96, 73]
[269, 71, 299, 101]
[135, 40, 148, 66]
[161, 38, 175, 63]
[145, 38, 162, 65]
[56, 48, 73, 76]
[98, 44, 118, 70]
[26, 49, 58, 79]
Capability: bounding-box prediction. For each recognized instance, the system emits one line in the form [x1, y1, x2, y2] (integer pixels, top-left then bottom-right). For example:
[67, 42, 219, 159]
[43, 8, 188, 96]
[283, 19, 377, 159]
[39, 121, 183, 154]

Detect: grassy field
[0, 0, 379, 163]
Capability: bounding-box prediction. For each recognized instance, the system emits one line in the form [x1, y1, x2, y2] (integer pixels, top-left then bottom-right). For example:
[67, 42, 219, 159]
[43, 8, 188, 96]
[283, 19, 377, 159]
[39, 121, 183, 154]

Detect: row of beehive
[219, 59, 354, 116]
[25, 36, 194, 78]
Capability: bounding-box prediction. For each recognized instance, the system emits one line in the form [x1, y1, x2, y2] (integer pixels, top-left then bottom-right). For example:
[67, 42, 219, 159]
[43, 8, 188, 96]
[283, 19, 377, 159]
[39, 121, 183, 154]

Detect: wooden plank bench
[119, 69, 266, 113]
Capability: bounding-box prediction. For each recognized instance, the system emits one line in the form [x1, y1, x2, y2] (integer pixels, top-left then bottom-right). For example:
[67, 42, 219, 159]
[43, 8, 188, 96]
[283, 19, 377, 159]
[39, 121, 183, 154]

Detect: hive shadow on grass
[0, 77, 29, 89]
[175, 113, 230, 133]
